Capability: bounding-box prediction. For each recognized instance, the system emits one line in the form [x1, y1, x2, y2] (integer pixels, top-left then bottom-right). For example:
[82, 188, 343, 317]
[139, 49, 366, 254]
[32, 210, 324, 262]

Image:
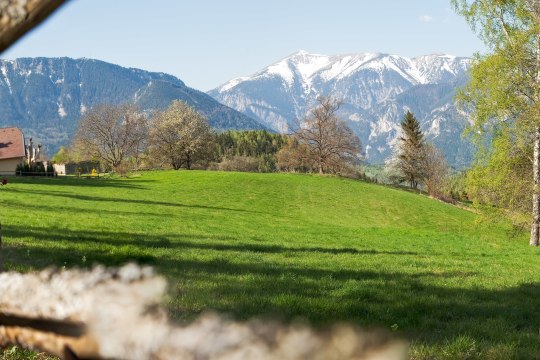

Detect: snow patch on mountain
[1, 64, 12, 94]
[58, 103, 67, 118]
[265, 61, 295, 86]
[370, 118, 397, 140]
[209, 50, 474, 167]
[220, 77, 250, 92]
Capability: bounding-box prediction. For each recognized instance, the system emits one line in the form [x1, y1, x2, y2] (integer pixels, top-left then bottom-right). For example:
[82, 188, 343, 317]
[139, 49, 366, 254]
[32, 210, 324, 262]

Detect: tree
[293, 96, 361, 175]
[421, 143, 450, 198]
[452, 0, 540, 245]
[149, 100, 214, 170]
[466, 128, 531, 223]
[396, 111, 425, 189]
[74, 104, 148, 171]
[276, 137, 316, 173]
[51, 146, 70, 164]
[215, 130, 287, 158]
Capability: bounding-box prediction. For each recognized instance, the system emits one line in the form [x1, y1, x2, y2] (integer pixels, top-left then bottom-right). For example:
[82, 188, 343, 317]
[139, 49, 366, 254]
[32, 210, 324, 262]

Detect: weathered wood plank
[0, 264, 407, 360]
[0, 0, 67, 53]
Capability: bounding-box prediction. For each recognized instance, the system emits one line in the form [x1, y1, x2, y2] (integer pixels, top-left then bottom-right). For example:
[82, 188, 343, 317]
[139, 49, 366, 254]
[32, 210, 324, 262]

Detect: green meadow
[1, 171, 538, 359]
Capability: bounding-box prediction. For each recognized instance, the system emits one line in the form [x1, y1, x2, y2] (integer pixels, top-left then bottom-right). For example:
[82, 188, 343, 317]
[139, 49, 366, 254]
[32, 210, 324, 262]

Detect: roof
[0, 127, 25, 160]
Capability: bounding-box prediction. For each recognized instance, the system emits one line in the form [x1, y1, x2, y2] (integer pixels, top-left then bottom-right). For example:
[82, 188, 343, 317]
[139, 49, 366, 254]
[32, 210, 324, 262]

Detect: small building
[0, 127, 25, 175]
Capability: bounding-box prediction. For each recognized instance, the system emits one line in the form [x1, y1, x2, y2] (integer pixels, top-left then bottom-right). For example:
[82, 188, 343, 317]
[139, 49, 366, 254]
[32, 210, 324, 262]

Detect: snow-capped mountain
[208, 50, 473, 167]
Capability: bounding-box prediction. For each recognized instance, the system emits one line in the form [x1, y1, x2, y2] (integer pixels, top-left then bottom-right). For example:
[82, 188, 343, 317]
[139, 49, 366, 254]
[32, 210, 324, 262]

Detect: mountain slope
[208, 51, 473, 167]
[0, 57, 264, 155]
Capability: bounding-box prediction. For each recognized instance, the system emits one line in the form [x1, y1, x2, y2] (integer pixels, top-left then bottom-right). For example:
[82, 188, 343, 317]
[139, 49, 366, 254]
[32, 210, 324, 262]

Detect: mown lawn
[0, 171, 538, 359]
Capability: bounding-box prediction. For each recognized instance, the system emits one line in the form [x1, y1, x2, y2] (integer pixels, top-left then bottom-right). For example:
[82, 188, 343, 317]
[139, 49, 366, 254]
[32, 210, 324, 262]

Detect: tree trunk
[532, 27, 540, 246]
[530, 126, 540, 246]
[186, 151, 192, 170]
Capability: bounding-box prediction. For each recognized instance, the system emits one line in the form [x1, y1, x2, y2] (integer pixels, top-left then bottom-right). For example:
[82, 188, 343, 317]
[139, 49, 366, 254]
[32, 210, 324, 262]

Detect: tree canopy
[453, 0, 540, 245]
[292, 96, 361, 175]
[396, 111, 425, 189]
[74, 104, 148, 170]
[149, 100, 214, 170]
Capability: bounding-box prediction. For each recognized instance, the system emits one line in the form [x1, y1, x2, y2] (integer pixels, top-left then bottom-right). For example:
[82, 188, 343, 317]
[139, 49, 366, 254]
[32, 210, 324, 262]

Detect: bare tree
[421, 143, 449, 198]
[293, 96, 361, 175]
[74, 104, 148, 170]
[276, 137, 315, 172]
[149, 100, 214, 170]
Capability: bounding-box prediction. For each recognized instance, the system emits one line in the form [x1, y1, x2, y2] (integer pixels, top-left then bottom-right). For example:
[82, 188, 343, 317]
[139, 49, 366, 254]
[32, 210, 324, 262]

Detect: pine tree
[397, 111, 425, 189]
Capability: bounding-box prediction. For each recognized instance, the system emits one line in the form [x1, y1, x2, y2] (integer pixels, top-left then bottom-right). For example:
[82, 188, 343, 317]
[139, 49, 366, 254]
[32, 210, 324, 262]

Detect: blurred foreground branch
[0, 264, 407, 360]
[0, 0, 66, 53]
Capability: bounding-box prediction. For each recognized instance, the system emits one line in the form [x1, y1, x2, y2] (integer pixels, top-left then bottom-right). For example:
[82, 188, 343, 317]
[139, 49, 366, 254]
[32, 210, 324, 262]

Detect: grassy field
[0, 170, 538, 359]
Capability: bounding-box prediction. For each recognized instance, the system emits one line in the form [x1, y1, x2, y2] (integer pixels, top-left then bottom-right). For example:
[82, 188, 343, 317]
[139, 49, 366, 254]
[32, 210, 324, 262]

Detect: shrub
[16, 162, 54, 176]
[217, 156, 260, 172]
[447, 172, 469, 201]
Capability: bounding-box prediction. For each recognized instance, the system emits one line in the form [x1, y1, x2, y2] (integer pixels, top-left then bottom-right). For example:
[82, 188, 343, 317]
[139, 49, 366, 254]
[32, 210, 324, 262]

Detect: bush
[16, 162, 54, 176]
[276, 139, 315, 173]
[217, 156, 260, 172]
[257, 154, 277, 173]
[447, 172, 469, 201]
[113, 162, 133, 177]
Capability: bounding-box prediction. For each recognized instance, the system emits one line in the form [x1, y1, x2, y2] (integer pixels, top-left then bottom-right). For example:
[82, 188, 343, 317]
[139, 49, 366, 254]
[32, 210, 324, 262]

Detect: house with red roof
[0, 127, 25, 175]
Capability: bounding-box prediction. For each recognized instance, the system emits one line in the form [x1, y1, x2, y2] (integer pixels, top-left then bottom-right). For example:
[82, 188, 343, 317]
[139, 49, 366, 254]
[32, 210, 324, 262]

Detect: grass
[0, 170, 538, 359]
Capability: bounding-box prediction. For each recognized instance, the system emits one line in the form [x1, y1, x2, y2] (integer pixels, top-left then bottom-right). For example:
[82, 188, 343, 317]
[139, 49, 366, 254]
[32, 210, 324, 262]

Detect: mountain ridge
[208, 50, 474, 167]
[0, 57, 264, 155]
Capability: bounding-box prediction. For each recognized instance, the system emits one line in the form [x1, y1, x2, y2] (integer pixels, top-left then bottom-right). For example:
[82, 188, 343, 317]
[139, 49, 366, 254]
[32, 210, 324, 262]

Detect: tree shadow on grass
[2, 234, 540, 358]
[4, 188, 256, 213]
[7, 176, 156, 189]
[1, 198, 167, 218]
[4, 224, 420, 258]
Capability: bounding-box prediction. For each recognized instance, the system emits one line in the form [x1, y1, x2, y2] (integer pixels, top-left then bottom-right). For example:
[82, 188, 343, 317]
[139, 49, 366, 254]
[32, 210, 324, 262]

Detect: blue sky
[1, 0, 486, 91]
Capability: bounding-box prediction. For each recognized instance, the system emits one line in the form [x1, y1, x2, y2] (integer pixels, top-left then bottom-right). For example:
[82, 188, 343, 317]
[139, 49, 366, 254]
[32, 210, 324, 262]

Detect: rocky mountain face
[0, 57, 264, 155]
[208, 51, 474, 168]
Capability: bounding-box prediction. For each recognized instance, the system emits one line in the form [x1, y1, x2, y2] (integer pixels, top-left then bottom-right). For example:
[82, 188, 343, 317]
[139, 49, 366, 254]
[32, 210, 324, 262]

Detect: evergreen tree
[397, 111, 425, 189]
[215, 130, 287, 158]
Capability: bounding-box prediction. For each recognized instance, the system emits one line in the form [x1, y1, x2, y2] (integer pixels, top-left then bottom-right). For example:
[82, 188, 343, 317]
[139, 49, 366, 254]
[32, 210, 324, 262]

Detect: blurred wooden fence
[0, 264, 407, 360]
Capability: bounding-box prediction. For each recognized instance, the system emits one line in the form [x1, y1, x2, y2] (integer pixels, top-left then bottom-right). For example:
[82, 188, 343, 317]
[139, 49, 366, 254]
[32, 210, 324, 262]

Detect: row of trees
[215, 129, 288, 173]
[67, 98, 454, 194]
[216, 129, 287, 158]
[68, 101, 214, 172]
[215, 96, 363, 177]
[65, 97, 363, 176]
[63, 98, 458, 203]
[67, 98, 455, 202]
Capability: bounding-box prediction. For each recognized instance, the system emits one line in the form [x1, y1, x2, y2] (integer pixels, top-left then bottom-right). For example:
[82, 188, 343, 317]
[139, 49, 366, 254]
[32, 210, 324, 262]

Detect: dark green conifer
[397, 111, 425, 189]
